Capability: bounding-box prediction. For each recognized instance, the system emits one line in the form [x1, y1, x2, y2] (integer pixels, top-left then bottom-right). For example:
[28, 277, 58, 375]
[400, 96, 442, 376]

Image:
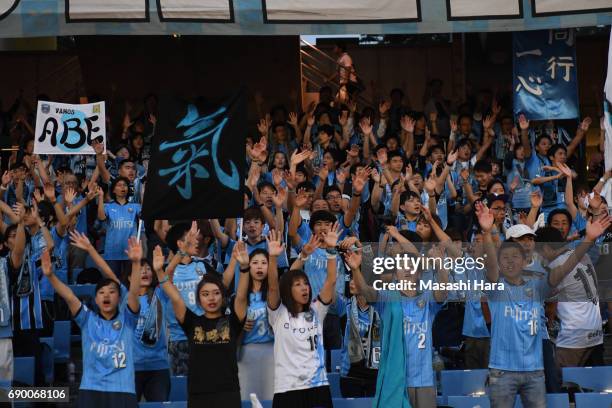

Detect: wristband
[326, 253, 337, 260]
[298, 253, 309, 262]
[159, 275, 170, 285]
[600, 177, 606, 183]
[240, 265, 250, 273]
[326, 248, 338, 256]
[177, 250, 188, 257]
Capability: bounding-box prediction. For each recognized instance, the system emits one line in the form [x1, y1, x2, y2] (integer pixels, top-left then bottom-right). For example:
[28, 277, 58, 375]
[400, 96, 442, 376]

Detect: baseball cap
[506, 224, 535, 240]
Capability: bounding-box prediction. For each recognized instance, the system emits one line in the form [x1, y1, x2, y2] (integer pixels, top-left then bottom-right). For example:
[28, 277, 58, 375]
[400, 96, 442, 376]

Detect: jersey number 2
[417, 333, 426, 349]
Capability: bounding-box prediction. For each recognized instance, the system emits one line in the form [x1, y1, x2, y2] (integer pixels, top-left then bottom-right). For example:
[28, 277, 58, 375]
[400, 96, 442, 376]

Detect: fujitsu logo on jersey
[504, 305, 538, 321]
[403, 318, 427, 334]
[111, 219, 134, 229]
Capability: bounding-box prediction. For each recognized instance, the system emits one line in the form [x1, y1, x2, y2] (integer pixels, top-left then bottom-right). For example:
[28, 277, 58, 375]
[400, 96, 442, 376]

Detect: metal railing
[299, 38, 373, 109]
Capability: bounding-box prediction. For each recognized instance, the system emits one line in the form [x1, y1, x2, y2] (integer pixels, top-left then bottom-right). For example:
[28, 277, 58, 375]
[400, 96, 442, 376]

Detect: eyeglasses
[490, 207, 505, 212]
[326, 194, 342, 200]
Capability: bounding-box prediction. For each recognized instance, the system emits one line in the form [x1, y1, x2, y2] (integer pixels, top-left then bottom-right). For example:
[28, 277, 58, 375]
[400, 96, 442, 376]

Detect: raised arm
[233, 243, 251, 322]
[567, 117, 590, 159]
[518, 114, 532, 158]
[70, 230, 119, 284]
[10, 205, 26, 269]
[558, 163, 577, 219]
[209, 218, 230, 249]
[344, 245, 377, 303]
[96, 187, 106, 221]
[41, 249, 81, 316]
[153, 245, 186, 323]
[264, 230, 285, 312]
[93, 141, 111, 184]
[318, 222, 340, 305]
[476, 201, 499, 283]
[125, 237, 143, 314]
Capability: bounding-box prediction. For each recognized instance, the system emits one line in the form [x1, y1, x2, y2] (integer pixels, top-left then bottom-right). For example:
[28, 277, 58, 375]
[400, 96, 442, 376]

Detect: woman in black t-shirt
[153, 242, 249, 408]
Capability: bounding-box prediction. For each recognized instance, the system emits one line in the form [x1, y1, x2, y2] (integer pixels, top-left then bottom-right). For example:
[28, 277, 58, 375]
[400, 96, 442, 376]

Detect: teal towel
[373, 291, 411, 408]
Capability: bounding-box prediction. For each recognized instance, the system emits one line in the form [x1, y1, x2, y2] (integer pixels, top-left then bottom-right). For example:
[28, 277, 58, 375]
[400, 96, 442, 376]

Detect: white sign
[263, 0, 420, 22]
[533, 0, 612, 16]
[448, 0, 521, 19]
[34, 101, 106, 155]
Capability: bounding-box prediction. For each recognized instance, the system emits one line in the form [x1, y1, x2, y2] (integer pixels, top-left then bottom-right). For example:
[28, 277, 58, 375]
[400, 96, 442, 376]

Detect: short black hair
[296, 181, 316, 193]
[324, 184, 342, 198]
[118, 158, 136, 168]
[195, 273, 227, 309]
[547, 144, 566, 159]
[535, 134, 552, 147]
[244, 207, 265, 224]
[318, 124, 335, 137]
[387, 150, 405, 165]
[323, 148, 343, 165]
[534, 226, 566, 251]
[546, 209, 572, 227]
[257, 181, 277, 194]
[473, 160, 492, 174]
[165, 223, 191, 253]
[109, 176, 132, 201]
[95, 278, 121, 296]
[309, 210, 337, 231]
[498, 241, 527, 260]
[400, 190, 421, 205]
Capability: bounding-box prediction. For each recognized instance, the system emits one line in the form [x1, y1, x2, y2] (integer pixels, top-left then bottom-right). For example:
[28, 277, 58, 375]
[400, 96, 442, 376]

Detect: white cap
[505, 224, 535, 240]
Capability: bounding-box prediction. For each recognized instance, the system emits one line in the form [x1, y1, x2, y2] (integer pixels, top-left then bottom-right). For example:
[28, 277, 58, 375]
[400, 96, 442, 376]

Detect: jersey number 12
[112, 352, 127, 369]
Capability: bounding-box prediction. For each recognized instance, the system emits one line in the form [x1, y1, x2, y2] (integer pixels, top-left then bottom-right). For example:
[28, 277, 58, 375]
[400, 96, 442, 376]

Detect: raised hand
[92, 140, 105, 155]
[233, 240, 250, 268]
[518, 114, 529, 131]
[1, 171, 11, 187]
[401, 115, 415, 133]
[424, 175, 436, 194]
[12, 202, 25, 223]
[322, 221, 341, 248]
[306, 114, 315, 127]
[290, 149, 310, 166]
[86, 184, 99, 201]
[336, 168, 348, 184]
[257, 118, 270, 136]
[530, 190, 543, 208]
[346, 144, 360, 160]
[64, 187, 76, 205]
[294, 188, 309, 208]
[272, 187, 287, 208]
[318, 166, 329, 180]
[586, 215, 612, 241]
[580, 117, 592, 132]
[475, 201, 494, 233]
[302, 234, 320, 256]
[33, 189, 43, 204]
[125, 236, 143, 262]
[359, 117, 373, 135]
[510, 176, 520, 192]
[343, 248, 362, 270]
[450, 119, 458, 133]
[266, 229, 285, 257]
[460, 167, 470, 182]
[43, 182, 56, 201]
[339, 111, 349, 127]
[152, 245, 166, 274]
[271, 168, 284, 187]
[446, 150, 458, 165]
[429, 111, 438, 123]
[557, 163, 572, 178]
[483, 115, 494, 130]
[288, 112, 298, 127]
[371, 168, 381, 184]
[179, 221, 200, 255]
[69, 231, 94, 251]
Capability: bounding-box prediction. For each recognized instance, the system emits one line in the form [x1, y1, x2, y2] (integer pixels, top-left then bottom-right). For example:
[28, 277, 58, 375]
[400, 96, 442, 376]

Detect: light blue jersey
[243, 291, 273, 344]
[164, 261, 205, 342]
[75, 302, 138, 394]
[487, 276, 550, 371]
[304, 249, 346, 302]
[335, 294, 379, 376]
[375, 287, 441, 388]
[453, 266, 490, 338]
[102, 201, 141, 261]
[133, 288, 169, 371]
[40, 227, 69, 302]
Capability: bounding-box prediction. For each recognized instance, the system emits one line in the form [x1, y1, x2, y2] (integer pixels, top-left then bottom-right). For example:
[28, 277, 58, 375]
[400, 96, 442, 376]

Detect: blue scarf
[373, 291, 410, 408]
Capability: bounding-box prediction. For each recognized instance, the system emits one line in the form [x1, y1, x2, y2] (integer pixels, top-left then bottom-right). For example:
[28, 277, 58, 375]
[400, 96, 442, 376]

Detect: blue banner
[513, 29, 579, 120]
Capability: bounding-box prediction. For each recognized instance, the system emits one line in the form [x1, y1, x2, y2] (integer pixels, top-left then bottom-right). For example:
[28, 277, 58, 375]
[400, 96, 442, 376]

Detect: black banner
[142, 89, 246, 220]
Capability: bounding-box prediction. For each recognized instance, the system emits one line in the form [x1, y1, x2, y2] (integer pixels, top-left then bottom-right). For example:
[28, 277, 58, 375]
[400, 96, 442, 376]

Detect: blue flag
[513, 29, 579, 120]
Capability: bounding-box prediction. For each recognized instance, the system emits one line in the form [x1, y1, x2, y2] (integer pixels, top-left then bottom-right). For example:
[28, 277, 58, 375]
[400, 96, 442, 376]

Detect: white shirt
[268, 299, 329, 394]
[548, 251, 602, 348]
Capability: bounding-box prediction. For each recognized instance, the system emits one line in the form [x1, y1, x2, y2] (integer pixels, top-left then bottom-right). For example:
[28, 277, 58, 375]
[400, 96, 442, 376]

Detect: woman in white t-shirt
[266, 223, 340, 408]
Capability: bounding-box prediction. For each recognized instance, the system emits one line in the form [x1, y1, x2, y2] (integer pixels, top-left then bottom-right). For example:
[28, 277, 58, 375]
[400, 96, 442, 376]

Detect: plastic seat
[328, 372, 341, 398]
[562, 366, 612, 392]
[69, 284, 96, 303]
[53, 320, 71, 363]
[513, 393, 569, 408]
[139, 403, 187, 408]
[332, 397, 373, 408]
[447, 395, 490, 408]
[169, 376, 187, 401]
[330, 349, 342, 373]
[574, 392, 612, 407]
[441, 369, 488, 397]
[13, 357, 35, 385]
[39, 337, 55, 384]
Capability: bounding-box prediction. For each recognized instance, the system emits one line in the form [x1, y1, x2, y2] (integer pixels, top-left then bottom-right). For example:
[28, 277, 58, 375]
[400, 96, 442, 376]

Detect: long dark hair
[279, 269, 311, 318]
[247, 249, 269, 306]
